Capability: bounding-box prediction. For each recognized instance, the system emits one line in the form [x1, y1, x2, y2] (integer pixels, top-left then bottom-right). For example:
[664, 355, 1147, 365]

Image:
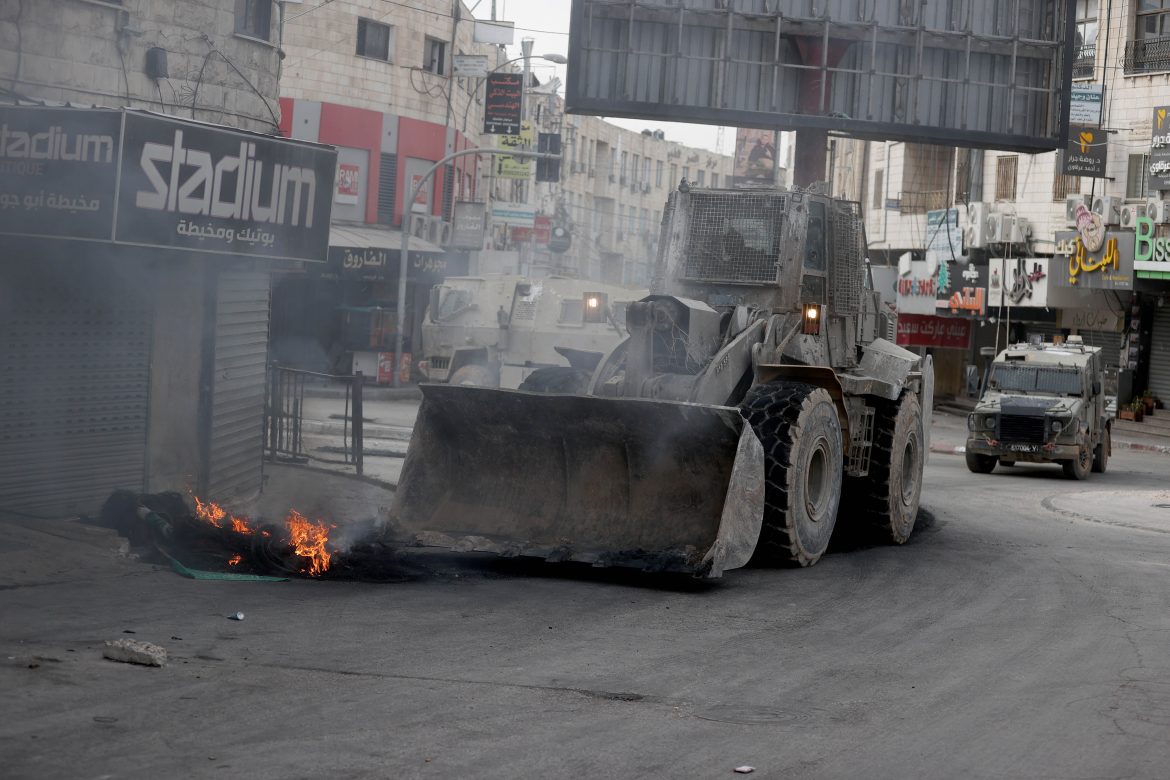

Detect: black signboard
[1062, 125, 1107, 178]
[1150, 106, 1170, 192]
[0, 105, 337, 262]
[116, 112, 335, 262]
[483, 72, 522, 135]
[0, 107, 122, 240]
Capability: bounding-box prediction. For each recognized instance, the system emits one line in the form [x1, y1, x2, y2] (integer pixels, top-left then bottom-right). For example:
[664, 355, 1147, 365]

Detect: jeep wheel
[1091, 428, 1109, 474]
[965, 451, 997, 474]
[1063, 444, 1092, 480]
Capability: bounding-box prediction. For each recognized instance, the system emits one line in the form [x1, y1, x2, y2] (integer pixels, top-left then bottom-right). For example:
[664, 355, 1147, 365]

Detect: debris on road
[229, 612, 245, 621]
[103, 638, 167, 667]
[734, 766, 755, 774]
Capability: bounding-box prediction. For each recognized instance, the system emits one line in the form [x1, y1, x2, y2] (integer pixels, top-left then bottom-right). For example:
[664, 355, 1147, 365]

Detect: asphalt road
[4, 448, 1170, 778]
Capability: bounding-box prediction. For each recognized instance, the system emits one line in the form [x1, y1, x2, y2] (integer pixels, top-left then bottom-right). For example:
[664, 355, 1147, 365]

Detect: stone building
[0, 0, 333, 514]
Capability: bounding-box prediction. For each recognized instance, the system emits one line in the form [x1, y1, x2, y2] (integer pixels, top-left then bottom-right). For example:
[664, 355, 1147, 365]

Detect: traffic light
[536, 132, 561, 183]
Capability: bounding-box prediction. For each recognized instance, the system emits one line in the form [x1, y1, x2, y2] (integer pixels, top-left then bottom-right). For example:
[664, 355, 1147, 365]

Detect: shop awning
[328, 224, 443, 254]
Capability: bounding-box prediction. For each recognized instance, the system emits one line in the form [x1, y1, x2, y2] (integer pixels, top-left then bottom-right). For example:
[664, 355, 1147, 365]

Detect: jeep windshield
[988, 364, 1083, 396]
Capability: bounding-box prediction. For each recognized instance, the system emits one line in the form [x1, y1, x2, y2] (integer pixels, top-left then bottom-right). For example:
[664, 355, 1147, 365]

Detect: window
[640, 208, 649, 233]
[1073, 0, 1098, 78]
[641, 157, 651, 187]
[670, 163, 678, 185]
[235, 0, 272, 41]
[620, 151, 628, 182]
[995, 156, 1018, 202]
[873, 169, 884, 209]
[423, 36, 447, 75]
[632, 154, 640, 183]
[1127, 154, 1151, 199]
[697, 169, 706, 186]
[1053, 171, 1080, 202]
[356, 18, 392, 62]
[683, 166, 690, 181]
[656, 160, 664, 187]
[1126, 0, 1170, 73]
[711, 173, 719, 188]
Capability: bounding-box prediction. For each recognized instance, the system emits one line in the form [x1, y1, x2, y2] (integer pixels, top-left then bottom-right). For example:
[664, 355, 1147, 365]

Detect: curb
[302, 385, 424, 401]
[300, 419, 413, 441]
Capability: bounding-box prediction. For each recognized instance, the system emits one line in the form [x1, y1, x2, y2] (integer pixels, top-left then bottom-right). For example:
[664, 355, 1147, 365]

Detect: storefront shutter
[0, 266, 151, 516]
[1147, 306, 1170, 403]
[206, 271, 271, 501]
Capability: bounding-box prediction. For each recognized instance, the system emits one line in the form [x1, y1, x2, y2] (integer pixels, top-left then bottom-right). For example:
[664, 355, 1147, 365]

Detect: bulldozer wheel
[518, 367, 591, 394]
[854, 393, 924, 545]
[741, 382, 843, 567]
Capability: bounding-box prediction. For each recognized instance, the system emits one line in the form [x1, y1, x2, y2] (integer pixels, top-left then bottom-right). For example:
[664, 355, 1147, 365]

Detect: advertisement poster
[335, 163, 360, 204]
[732, 128, 776, 185]
[1150, 105, 1170, 192]
[483, 72, 522, 135]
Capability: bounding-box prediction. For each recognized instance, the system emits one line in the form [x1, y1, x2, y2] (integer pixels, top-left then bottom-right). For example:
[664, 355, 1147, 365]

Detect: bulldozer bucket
[387, 385, 765, 577]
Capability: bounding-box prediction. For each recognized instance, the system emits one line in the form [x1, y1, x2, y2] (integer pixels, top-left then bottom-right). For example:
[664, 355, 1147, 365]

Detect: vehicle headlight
[983, 415, 997, 430]
[967, 415, 977, 431]
[1050, 419, 1063, 433]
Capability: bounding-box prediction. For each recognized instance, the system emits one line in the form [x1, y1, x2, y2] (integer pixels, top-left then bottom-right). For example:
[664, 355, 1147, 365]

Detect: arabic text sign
[453, 54, 489, 79]
[925, 208, 960, 272]
[988, 257, 1050, 308]
[1150, 105, 1170, 192]
[1062, 125, 1107, 177]
[896, 314, 972, 350]
[1053, 231, 1134, 290]
[490, 202, 536, 227]
[116, 112, 335, 262]
[451, 201, 486, 250]
[895, 260, 940, 315]
[495, 121, 533, 179]
[1069, 84, 1104, 126]
[0, 106, 122, 240]
[483, 72, 522, 135]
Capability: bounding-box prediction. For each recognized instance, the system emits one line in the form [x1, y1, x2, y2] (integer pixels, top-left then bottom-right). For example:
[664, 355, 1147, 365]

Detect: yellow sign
[495, 121, 533, 180]
[1067, 236, 1119, 285]
[1078, 130, 1093, 153]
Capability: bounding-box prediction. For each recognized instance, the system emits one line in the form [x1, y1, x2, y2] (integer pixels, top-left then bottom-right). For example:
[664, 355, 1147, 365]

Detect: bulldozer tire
[853, 392, 924, 545]
[741, 382, 843, 567]
[1063, 444, 1092, 480]
[1092, 427, 1109, 474]
[518, 366, 591, 394]
[448, 364, 496, 387]
[965, 451, 997, 474]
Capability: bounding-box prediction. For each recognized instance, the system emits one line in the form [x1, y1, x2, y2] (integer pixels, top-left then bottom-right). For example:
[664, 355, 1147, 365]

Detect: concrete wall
[0, 0, 281, 133]
[145, 259, 206, 493]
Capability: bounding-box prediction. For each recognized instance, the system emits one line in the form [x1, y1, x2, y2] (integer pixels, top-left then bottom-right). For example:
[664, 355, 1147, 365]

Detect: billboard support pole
[395, 147, 560, 387]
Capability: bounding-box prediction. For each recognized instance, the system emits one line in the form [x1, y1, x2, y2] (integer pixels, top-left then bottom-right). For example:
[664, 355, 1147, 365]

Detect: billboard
[483, 72, 522, 135]
[567, 0, 1075, 152]
[1053, 230, 1134, 290]
[732, 128, 776, 185]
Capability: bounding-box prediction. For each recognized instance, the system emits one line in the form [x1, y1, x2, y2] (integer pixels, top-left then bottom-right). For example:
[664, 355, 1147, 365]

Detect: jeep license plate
[1008, 443, 1038, 453]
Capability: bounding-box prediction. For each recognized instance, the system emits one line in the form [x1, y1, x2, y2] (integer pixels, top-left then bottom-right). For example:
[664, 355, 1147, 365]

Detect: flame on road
[190, 495, 334, 576]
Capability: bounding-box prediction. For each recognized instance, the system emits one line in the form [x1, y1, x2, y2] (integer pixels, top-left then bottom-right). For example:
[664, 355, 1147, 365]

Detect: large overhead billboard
[567, 0, 1075, 152]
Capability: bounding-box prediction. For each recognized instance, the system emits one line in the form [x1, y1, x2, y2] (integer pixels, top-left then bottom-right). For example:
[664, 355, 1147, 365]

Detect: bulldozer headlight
[583, 292, 608, 323]
[802, 304, 822, 335]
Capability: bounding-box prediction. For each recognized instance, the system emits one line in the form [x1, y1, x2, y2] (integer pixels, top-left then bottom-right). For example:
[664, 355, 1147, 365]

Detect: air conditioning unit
[987, 214, 1029, 245]
[1065, 194, 1092, 226]
[1121, 203, 1146, 229]
[1092, 195, 1122, 225]
[409, 213, 429, 239]
[964, 202, 991, 248]
[1147, 198, 1170, 224]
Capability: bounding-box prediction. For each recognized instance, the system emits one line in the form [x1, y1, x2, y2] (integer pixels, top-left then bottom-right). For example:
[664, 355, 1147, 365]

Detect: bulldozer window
[804, 200, 827, 273]
[435, 287, 472, 321]
[559, 298, 584, 323]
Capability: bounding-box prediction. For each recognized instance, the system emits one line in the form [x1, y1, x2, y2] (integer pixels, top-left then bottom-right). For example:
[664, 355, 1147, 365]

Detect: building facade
[0, 0, 332, 514]
[829, 0, 1170, 404]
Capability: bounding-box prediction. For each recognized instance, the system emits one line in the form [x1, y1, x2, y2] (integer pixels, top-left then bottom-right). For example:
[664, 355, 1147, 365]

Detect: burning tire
[741, 381, 843, 567]
[847, 392, 923, 544]
[518, 366, 592, 394]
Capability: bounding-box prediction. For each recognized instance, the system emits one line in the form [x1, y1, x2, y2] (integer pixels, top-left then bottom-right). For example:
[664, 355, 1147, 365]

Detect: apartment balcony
[1125, 35, 1170, 75]
[1072, 44, 1096, 79]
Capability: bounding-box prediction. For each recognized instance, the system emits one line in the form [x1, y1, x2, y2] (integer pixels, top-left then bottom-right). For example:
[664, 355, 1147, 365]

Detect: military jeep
[965, 337, 1110, 480]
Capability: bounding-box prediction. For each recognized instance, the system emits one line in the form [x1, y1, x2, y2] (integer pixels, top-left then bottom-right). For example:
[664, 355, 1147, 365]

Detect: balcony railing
[1072, 44, 1096, 79]
[1125, 35, 1170, 75]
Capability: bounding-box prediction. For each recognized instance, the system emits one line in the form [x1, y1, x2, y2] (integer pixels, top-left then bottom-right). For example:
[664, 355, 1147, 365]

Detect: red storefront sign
[896, 314, 971, 349]
[510, 215, 552, 244]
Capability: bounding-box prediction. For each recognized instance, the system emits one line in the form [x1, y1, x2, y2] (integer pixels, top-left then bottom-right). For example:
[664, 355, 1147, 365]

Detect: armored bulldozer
[416, 275, 647, 390]
[965, 338, 1111, 479]
[389, 185, 933, 577]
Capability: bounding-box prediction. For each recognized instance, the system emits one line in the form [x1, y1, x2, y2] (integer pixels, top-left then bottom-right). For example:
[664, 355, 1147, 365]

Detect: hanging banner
[1062, 125, 1107, 177]
[732, 128, 776, 186]
[1150, 105, 1170, 192]
[483, 72, 522, 135]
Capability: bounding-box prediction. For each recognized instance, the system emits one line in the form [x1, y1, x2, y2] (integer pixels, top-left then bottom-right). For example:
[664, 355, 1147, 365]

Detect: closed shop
[1147, 305, 1170, 403]
[0, 261, 151, 516]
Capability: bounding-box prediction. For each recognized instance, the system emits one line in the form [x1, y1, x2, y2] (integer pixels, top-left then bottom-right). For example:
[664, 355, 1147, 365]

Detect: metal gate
[205, 271, 271, 501]
[1148, 307, 1170, 403]
[0, 265, 151, 516]
[1077, 329, 1125, 397]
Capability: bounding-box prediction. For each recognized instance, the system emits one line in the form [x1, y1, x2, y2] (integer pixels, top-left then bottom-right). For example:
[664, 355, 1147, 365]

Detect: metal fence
[264, 365, 364, 476]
